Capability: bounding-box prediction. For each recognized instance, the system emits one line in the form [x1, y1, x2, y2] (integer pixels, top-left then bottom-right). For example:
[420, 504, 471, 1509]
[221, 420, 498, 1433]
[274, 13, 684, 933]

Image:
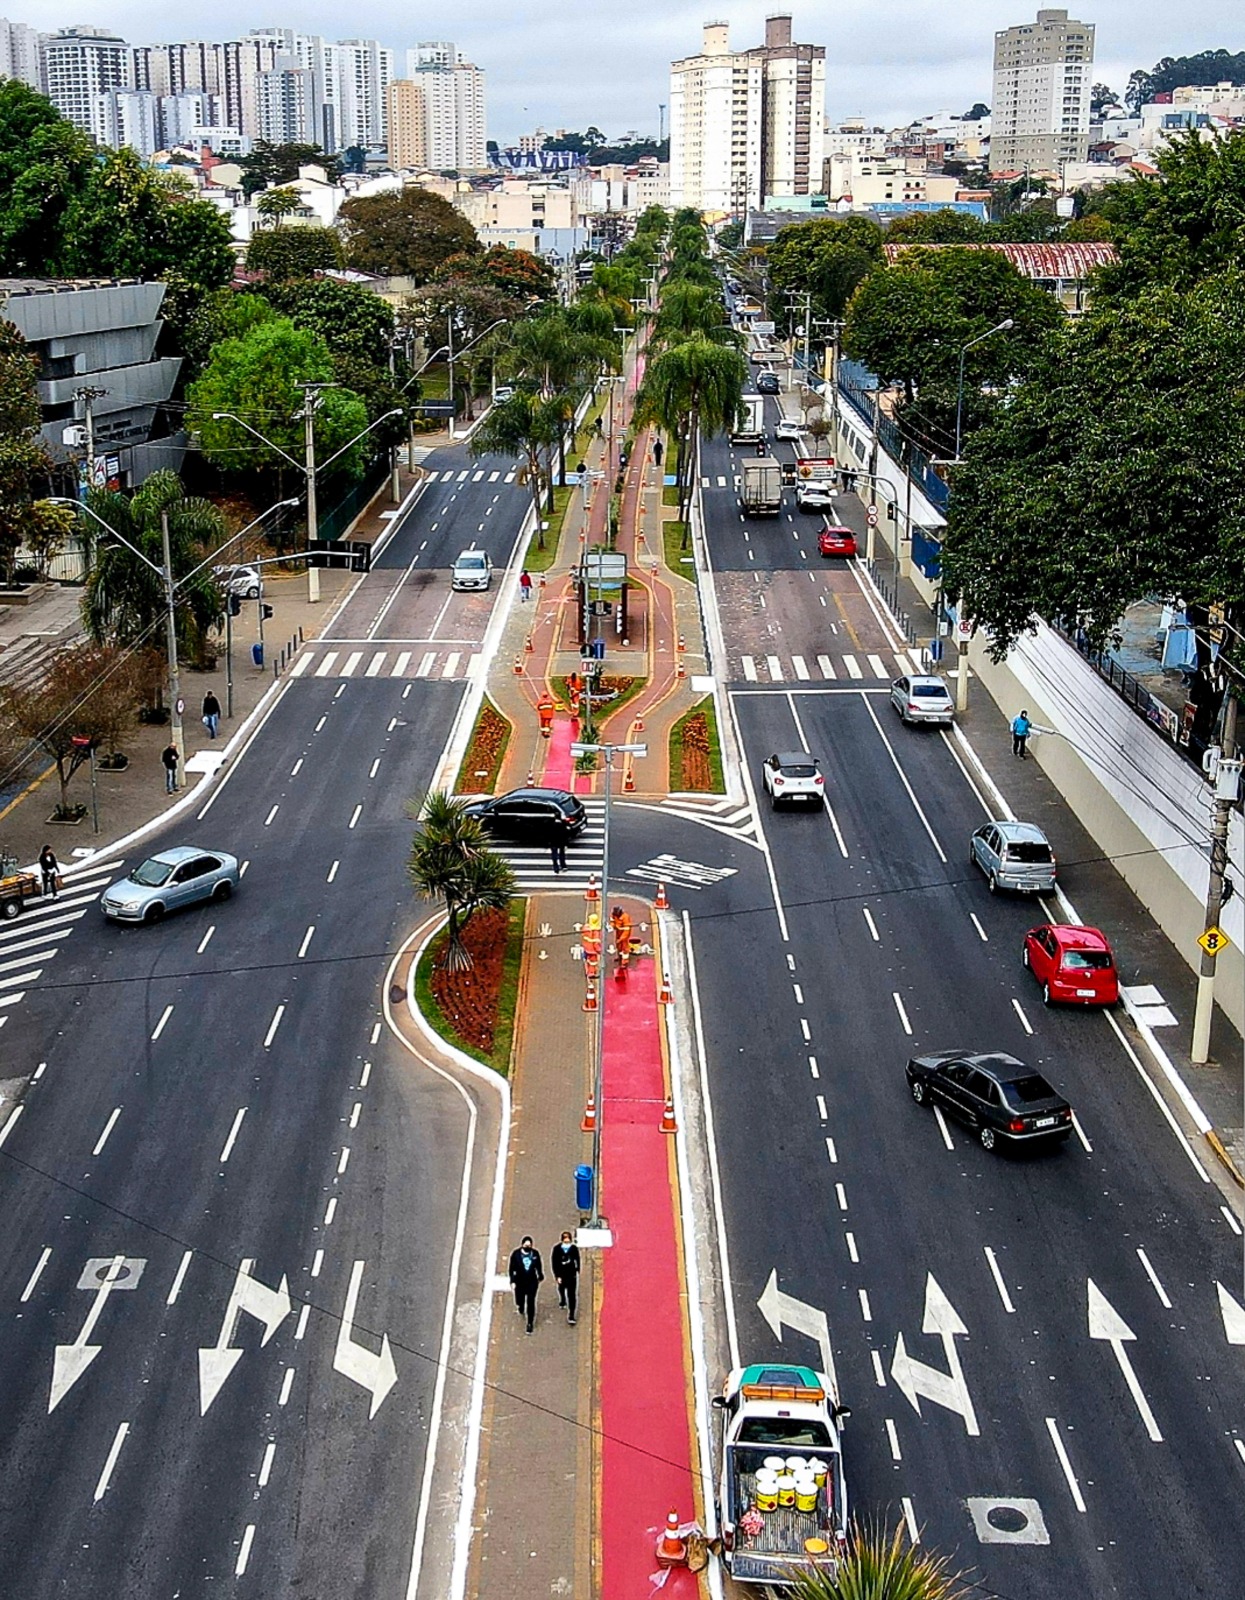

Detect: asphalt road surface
[0, 438, 526, 1597]
[692, 405, 1245, 1596]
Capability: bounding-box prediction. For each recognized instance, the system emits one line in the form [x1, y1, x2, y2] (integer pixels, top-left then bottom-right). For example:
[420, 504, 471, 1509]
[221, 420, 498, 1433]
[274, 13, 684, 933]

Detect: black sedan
[905, 1050, 1073, 1152]
[756, 372, 780, 395]
[463, 787, 587, 843]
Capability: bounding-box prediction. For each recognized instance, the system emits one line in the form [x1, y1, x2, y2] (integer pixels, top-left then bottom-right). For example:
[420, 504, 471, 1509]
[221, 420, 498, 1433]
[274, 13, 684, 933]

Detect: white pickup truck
[713, 1362, 850, 1588]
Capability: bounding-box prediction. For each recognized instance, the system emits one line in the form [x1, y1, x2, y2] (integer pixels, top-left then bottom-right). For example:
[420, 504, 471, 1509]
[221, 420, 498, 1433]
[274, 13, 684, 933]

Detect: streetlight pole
[74, 386, 108, 492]
[1192, 694, 1240, 1063]
[954, 318, 1014, 461]
[570, 736, 646, 1228]
[298, 381, 332, 604]
[159, 510, 185, 779]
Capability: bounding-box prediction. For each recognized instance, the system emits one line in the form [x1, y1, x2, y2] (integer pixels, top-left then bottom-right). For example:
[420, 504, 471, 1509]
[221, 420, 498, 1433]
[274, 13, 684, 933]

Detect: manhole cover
[966, 1497, 1049, 1545]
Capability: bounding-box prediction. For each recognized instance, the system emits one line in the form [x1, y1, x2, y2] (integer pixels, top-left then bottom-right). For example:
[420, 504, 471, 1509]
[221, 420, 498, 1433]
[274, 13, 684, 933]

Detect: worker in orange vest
[582, 913, 602, 977]
[609, 905, 633, 971]
[537, 692, 556, 738]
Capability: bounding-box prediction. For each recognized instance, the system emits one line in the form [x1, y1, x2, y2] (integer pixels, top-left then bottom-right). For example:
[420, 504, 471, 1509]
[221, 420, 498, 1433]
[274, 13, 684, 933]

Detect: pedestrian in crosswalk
[38, 844, 59, 899]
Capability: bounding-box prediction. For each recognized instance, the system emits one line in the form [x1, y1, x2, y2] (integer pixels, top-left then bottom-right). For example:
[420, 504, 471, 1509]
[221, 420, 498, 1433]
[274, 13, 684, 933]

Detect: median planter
[415, 901, 527, 1073]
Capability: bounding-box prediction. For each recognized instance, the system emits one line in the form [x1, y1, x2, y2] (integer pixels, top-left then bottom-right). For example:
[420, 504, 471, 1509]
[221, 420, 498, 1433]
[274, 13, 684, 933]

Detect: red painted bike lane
[599, 925, 701, 1597]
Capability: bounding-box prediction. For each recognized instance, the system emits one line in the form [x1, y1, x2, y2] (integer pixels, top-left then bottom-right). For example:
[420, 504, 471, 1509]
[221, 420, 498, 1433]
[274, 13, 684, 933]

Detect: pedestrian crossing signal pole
[571, 738, 646, 1227]
[1192, 694, 1239, 1063]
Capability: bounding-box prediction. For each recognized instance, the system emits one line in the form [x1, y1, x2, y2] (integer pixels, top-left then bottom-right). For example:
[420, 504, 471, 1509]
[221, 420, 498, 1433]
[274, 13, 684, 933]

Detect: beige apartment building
[387, 78, 426, 169]
[991, 8, 1095, 175]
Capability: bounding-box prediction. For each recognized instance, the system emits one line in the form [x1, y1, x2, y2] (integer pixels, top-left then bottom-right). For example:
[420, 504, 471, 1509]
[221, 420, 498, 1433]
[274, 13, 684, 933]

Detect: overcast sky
[13, 2, 1242, 141]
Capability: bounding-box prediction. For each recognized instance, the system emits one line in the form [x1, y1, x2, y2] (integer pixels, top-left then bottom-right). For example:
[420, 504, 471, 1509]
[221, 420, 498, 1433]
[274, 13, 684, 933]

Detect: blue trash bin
[251, 642, 264, 667]
[589, 637, 605, 661]
[575, 1164, 594, 1212]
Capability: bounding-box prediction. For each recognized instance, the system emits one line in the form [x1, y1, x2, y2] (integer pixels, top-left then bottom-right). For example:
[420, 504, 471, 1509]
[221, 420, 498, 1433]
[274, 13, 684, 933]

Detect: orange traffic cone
[513, 656, 523, 675]
[659, 1097, 678, 1134]
[654, 882, 669, 911]
[585, 874, 600, 904]
[633, 716, 645, 732]
[583, 982, 598, 1013]
[655, 1510, 687, 1567]
[525, 634, 534, 653]
[623, 768, 636, 793]
[581, 1094, 597, 1132]
[658, 971, 673, 1005]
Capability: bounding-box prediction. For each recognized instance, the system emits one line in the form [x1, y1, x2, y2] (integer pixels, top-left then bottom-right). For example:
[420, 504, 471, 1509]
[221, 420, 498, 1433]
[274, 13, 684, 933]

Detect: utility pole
[446, 315, 456, 441]
[160, 510, 184, 781]
[74, 386, 107, 493]
[299, 382, 330, 604]
[1192, 692, 1240, 1063]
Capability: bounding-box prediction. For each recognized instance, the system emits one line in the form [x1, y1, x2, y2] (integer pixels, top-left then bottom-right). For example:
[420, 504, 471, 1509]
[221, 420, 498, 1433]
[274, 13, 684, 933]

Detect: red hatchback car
[818, 524, 857, 557]
[1023, 924, 1119, 1006]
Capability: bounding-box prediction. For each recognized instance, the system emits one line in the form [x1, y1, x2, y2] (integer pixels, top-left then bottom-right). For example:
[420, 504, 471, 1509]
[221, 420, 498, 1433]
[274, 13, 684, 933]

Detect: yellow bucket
[805, 1537, 830, 1558]
[754, 1473, 779, 1513]
[763, 1455, 787, 1475]
[785, 1456, 808, 1476]
[794, 1480, 819, 1514]
[776, 1474, 796, 1507]
[810, 1461, 828, 1488]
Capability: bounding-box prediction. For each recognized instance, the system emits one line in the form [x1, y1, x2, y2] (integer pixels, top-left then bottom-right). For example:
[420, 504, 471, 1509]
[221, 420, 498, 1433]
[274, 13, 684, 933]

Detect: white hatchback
[774, 419, 803, 442]
[760, 751, 825, 809]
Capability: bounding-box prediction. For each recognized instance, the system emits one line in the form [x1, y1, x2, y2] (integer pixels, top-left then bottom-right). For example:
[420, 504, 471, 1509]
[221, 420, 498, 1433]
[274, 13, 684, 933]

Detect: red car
[818, 524, 857, 557]
[1022, 923, 1119, 1006]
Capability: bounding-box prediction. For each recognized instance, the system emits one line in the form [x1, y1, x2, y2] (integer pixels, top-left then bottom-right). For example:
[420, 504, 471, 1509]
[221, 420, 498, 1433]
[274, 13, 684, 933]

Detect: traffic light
[228, 594, 241, 616]
[261, 603, 274, 621]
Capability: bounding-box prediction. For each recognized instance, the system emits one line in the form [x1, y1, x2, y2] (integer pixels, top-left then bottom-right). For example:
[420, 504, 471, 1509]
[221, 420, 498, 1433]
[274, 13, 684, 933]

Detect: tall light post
[211, 407, 401, 602]
[954, 318, 1014, 461]
[570, 736, 647, 1227]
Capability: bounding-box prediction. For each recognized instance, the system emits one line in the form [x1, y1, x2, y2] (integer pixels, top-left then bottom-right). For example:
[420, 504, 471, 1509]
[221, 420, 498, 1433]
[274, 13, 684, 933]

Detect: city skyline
[2, 2, 1241, 140]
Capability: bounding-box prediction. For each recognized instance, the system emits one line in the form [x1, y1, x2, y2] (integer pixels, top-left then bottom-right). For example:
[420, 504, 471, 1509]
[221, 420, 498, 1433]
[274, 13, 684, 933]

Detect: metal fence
[836, 360, 949, 512]
[1051, 619, 1197, 763]
[317, 455, 390, 544]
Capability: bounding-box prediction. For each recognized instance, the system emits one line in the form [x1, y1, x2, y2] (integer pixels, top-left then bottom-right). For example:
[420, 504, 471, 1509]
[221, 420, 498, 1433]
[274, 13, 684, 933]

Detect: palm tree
[408, 791, 515, 971]
[470, 393, 562, 548]
[82, 470, 226, 679]
[652, 282, 740, 353]
[635, 334, 748, 524]
[255, 186, 304, 227]
[791, 1523, 966, 1600]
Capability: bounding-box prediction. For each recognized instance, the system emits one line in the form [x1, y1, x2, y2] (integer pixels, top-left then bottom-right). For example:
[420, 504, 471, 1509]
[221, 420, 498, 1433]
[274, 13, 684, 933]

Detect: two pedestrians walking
[508, 1231, 583, 1331]
[202, 691, 221, 739]
[1011, 710, 1031, 758]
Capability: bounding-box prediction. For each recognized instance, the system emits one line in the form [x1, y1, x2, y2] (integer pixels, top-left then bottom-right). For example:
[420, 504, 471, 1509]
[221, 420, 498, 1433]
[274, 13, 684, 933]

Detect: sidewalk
[471, 890, 704, 1600]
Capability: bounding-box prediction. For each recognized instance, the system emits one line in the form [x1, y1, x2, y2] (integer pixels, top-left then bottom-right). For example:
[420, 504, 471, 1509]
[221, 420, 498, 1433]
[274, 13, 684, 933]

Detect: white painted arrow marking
[889, 1274, 979, 1435]
[198, 1258, 292, 1415]
[1087, 1279, 1162, 1442]
[1217, 1281, 1245, 1345]
[333, 1259, 397, 1418]
[757, 1269, 838, 1405]
[50, 1254, 125, 1412]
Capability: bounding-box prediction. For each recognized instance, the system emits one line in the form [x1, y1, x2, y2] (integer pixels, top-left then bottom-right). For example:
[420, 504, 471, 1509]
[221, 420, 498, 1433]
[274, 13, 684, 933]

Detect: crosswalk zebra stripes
[287, 648, 480, 682]
[0, 859, 121, 1022]
[484, 801, 606, 892]
[421, 468, 516, 485]
[736, 649, 918, 684]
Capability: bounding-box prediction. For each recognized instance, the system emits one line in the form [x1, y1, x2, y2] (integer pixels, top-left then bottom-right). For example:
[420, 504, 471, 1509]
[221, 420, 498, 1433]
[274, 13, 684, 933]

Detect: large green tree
[339, 186, 481, 281]
[942, 271, 1245, 700]
[0, 80, 94, 275]
[767, 215, 885, 324]
[1126, 50, 1245, 113]
[635, 333, 747, 521]
[187, 319, 371, 484]
[469, 392, 562, 546]
[842, 245, 1062, 449]
[238, 140, 343, 197]
[245, 223, 342, 281]
[1092, 128, 1245, 301]
[0, 318, 56, 582]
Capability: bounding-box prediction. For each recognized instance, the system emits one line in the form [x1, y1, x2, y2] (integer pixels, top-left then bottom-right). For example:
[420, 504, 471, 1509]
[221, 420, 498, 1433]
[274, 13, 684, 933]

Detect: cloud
[10, 1, 1242, 141]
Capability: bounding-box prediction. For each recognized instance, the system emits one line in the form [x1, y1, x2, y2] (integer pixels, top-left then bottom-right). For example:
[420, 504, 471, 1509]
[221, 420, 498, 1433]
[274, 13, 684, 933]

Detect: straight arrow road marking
[757, 1269, 839, 1405]
[1087, 1279, 1162, 1441]
[49, 1254, 125, 1412]
[198, 1258, 292, 1414]
[333, 1259, 398, 1418]
[889, 1273, 979, 1435]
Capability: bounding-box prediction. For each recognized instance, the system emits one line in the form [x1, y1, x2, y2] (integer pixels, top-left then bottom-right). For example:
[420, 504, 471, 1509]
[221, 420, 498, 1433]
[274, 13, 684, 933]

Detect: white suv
[761, 751, 825, 809]
[451, 550, 493, 591]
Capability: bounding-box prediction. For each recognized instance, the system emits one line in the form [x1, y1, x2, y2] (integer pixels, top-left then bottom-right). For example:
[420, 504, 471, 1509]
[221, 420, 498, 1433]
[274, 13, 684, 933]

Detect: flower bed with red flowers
[669, 697, 725, 792]
[455, 699, 512, 793]
[417, 900, 527, 1072]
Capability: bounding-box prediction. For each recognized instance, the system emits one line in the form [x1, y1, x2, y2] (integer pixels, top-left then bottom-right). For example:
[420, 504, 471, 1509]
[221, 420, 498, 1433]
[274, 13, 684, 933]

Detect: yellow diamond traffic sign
[1198, 925, 1231, 958]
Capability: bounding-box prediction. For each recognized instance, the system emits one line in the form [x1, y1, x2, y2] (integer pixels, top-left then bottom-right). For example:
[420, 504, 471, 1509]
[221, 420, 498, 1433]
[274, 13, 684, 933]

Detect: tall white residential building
[256, 55, 318, 146]
[43, 26, 130, 133]
[408, 41, 487, 170]
[130, 38, 276, 139]
[669, 15, 825, 214]
[250, 29, 334, 148]
[990, 8, 1095, 174]
[92, 87, 158, 157]
[0, 15, 43, 89]
[332, 39, 394, 150]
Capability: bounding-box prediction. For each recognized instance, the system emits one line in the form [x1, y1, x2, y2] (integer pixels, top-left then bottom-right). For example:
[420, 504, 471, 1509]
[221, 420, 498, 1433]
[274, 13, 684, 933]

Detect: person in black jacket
[508, 1236, 543, 1333]
[551, 1231, 581, 1325]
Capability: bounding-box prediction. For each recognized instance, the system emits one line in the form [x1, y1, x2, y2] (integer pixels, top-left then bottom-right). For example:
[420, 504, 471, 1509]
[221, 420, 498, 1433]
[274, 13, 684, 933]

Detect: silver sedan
[102, 846, 240, 924]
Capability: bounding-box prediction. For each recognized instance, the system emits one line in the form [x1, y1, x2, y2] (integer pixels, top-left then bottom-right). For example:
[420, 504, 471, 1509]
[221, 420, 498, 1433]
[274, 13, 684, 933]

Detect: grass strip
[663, 518, 695, 576]
[414, 898, 527, 1075]
[524, 485, 572, 573]
[669, 696, 725, 793]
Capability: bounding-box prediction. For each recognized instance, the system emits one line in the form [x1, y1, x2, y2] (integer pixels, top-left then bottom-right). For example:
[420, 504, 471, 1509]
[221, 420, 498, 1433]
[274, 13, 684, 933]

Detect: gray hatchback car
[970, 821, 1056, 895]
[102, 846, 240, 924]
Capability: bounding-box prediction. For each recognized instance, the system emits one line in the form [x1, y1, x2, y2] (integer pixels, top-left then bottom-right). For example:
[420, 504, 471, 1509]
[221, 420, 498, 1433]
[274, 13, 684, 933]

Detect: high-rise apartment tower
[990, 8, 1095, 174]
